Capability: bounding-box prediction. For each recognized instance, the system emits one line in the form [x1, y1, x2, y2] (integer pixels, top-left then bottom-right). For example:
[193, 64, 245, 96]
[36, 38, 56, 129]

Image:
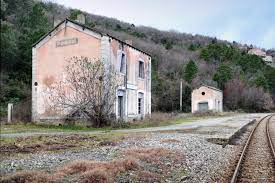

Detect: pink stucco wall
[33, 21, 151, 121]
[35, 26, 101, 117]
[109, 39, 150, 91]
[191, 86, 223, 113]
[109, 39, 151, 119]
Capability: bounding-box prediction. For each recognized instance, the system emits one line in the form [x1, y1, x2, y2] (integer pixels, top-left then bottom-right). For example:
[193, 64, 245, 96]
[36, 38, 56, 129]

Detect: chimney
[53, 18, 62, 27]
[125, 40, 132, 46]
[76, 14, 85, 24]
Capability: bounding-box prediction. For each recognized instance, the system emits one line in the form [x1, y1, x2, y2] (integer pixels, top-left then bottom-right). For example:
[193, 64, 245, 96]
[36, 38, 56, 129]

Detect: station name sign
[56, 38, 78, 47]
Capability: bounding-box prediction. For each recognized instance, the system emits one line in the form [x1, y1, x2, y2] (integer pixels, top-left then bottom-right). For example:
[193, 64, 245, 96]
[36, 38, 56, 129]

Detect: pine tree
[213, 64, 233, 89]
[17, 2, 50, 83]
[184, 60, 198, 84]
[250, 72, 269, 90]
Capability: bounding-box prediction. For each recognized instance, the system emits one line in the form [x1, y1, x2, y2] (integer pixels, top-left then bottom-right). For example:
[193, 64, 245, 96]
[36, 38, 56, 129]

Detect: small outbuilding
[191, 85, 223, 113]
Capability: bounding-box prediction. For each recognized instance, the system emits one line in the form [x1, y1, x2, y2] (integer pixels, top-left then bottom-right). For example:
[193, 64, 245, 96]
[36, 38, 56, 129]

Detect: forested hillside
[1, 0, 275, 120]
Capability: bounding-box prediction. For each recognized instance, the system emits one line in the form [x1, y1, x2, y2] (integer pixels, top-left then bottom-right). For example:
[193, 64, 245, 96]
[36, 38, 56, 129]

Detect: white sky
[49, 0, 275, 49]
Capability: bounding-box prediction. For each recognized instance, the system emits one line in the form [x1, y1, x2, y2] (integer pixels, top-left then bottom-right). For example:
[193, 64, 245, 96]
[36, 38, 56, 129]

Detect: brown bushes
[79, 170, 109, 183]
[60, 158, 139, 177]
[160, 138, 180, 143]
[134, 171, 161, 182]
[78, 158, 139, 183]
[224, 79, 274, 112]
[1, 158, 139, 183]
[0, 171, 56, 183]
[123, 147, 173, 164]
[1, 147, 184, 183]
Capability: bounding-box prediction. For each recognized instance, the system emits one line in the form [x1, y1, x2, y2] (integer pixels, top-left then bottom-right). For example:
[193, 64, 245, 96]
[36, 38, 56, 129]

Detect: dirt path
[0, 113, 268, 139]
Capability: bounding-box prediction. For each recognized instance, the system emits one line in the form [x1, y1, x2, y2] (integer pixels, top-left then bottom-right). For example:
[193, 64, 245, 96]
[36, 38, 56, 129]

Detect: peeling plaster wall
[109, 38, 151, 120]
[32, 22, 151, 122]
[33, 25, 101, 121]
[191, 86, 223, 113]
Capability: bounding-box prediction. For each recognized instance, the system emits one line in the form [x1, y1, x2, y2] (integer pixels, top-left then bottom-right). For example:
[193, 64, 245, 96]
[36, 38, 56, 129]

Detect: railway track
[231, 115, 275, 183]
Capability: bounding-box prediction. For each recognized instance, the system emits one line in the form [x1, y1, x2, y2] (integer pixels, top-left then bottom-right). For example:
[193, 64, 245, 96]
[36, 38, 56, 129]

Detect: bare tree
[49, 56, 120, 127]
[224, 79, 274, 112]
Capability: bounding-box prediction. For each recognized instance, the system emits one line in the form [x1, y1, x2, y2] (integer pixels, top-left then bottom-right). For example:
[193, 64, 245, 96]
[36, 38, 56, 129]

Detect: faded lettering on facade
[56, 37, 78, 47]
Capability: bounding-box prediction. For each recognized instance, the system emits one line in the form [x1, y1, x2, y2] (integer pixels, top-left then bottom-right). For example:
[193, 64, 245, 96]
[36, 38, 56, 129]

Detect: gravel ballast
[1, 114, 263, 182]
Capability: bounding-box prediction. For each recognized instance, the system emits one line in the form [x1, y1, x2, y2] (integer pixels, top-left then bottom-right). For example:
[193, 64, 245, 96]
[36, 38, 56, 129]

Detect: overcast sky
[49, 0, 275, 49]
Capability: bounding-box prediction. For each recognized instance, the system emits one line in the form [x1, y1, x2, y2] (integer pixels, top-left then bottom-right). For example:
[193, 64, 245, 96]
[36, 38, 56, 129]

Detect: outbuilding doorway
[198, 102, 209, 111]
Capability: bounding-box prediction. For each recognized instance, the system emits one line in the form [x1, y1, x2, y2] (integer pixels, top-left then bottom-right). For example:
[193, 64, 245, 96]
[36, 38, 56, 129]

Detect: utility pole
[180, 81, 182, 111]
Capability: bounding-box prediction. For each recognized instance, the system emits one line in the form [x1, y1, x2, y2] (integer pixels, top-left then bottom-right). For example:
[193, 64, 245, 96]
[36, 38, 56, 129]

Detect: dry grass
[79, 170, 109, 183]
[1, 147, 184, 183]
[160, 138, 181, 143]
[121, 147, 184, 182]
[149, 112, 178, 122]
[77, 158, 138, 183]
[0, 134, 124, 155]
[133, 170, 162, 182]
[58, 158, 139, 182]
[123, 147, 180, 164]
[60, 158, 139, 175]
[0, 170, 57, 183]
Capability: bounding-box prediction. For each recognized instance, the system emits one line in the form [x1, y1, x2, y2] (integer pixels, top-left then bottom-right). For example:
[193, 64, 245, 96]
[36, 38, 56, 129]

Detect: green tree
[200, 48, 211, 61]
[237, 54, 264, 73]
[0, 0, 7, 19]
[1, 21, 18, 71]
[188, 44, 196, 51]
[16, 2, 50, 83]
[183, 60, 198, 83]
[181, 85, 192, 112]
[250, 72, 269, 90]
[69, 9, 82, 20]
[264, 67, 275, 100]
[213, 64, 233, 89]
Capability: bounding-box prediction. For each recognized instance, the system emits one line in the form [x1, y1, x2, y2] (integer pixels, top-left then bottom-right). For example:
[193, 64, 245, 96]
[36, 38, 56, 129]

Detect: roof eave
[32, 18, 151, 57]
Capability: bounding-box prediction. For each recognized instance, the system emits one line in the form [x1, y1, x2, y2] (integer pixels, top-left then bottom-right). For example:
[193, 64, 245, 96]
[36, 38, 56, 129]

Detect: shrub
[0, 170, 57, 183]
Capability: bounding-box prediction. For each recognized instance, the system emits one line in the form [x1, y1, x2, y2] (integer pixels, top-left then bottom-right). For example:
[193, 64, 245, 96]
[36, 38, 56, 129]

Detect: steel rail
[266, 115, 275, 158]
[230, 115, 272, 183]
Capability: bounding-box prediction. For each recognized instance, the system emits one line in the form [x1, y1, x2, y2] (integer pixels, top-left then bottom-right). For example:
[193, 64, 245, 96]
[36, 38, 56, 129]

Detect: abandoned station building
[191, 85, 223, 113]
[32, 18, 151, 122]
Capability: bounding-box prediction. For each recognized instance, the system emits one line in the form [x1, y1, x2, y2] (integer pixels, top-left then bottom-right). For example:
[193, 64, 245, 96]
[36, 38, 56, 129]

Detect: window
[117, 90, 125, 118]
[118, 96, 123, 118]
[138, 61, 144, 78]
[120, 52, 126, 73]
[138, 98, 142, 114]
[138, 92, 144, 115]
